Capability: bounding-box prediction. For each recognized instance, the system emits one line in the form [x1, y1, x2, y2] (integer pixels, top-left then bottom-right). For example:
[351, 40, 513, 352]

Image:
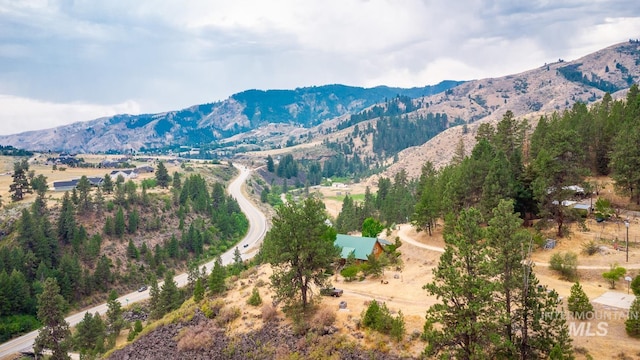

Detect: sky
[1, 0, 640, 135]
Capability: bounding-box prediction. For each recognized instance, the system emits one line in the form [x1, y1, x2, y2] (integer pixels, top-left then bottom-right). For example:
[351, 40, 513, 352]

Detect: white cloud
[0, 0, 639, 135]
[0, 95, 141, 135]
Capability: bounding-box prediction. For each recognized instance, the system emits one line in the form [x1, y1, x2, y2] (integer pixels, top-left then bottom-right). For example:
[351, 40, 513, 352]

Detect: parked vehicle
[320, 287, 343, 297]
[138, 285, 148, 292]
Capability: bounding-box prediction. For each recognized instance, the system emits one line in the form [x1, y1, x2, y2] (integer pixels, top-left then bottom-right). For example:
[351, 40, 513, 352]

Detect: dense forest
[0, 162, 248, 342]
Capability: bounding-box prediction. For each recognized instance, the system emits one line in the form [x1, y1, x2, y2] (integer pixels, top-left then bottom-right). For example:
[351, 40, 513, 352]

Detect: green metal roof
[335, 234, 379, 260]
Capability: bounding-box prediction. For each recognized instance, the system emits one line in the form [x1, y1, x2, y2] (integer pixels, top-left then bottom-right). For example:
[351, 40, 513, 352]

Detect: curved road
[0, 164, 268, 358]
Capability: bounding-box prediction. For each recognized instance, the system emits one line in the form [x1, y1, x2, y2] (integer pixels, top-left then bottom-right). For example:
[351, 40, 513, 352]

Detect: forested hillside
[335, 84, 640, 238]
[0, 162, 248, 343]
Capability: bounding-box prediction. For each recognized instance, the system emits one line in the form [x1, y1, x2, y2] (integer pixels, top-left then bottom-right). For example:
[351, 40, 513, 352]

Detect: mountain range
[0, 82, 462, 153]
[1, 40, 640, 160]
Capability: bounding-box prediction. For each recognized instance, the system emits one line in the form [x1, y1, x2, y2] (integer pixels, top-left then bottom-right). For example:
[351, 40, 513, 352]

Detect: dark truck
[320, 287, 344, 297]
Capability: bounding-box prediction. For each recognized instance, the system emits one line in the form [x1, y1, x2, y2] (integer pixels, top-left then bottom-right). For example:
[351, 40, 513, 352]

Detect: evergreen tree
[193, 277, 204, 303]
[156, 161, 170, 188]
[412, 161, 440, 236]
[611, 124, 640, 204]
[486, 199, 528, 358]
[34, 278, 71, 360]
[423, 208, 496, 359]
[631, 274, 640, 296]
[76, 175, 93, 214]
[262, 196, 340, 311]
[247, 287, 262, 306]
[567, 282, 593, 319]
[233, 247, 244, 275]
[102, 174, 114, 194]
[266, 155, 275, 172]
[626, 297, 640, 337]
[94, 188, 105, 217]
[148, 276, 162, 319]
[516, 269, 573, 359]
[160, 270, 182, 314]
[57, 192, 77, 245]
[127, 209, 139, 234]
[127, 239, 139, 259]
[172, 171, 182, 189]
[74, 311, 105, 356]
[105, 290, 124, 337]
[9, 159, 30, 201]
[114, 207, 126, 238]
[208, 256, 226, 295]
[532, 126, 586, 237]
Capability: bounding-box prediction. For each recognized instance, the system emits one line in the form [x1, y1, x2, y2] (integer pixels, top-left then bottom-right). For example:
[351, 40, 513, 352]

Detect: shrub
[200, 299, 225, 319]
[311, 306, 336, 332]
[581, 240, 599, 256]
[261, 304, 277, 322]
[247, 287, 262, 306]
[133, 320, 143, 333]
[177, 323, 216, 351]
[216, 306, 241, 326]
[361, 300, 405, 341]
[341, 265, 359, 282]
[549, 252, 578, 281]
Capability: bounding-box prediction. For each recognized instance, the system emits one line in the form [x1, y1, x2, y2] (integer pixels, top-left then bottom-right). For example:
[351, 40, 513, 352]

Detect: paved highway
[0, 163, 268, 359]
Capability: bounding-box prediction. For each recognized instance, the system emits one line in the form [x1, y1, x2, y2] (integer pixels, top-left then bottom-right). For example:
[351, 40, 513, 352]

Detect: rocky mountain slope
[382, 41, 640, 179]
[320, 40, 640, 181]
[0, 82, 461, 153]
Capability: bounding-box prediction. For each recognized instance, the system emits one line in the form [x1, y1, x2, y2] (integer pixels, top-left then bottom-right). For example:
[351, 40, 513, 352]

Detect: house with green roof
[334, 234, 384, 262]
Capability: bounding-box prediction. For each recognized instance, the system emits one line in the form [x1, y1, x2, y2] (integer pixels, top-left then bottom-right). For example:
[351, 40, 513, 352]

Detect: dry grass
[311, 305, 336, 332]
[261, 304, 278, 322]
[176, 321, 218, 351]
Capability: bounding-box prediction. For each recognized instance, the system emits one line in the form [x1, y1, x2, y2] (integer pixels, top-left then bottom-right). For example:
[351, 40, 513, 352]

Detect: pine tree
[156, 161, 170, 188]
[233, 247, 244, 275]
[423, 208, 496, 359]
[193, 278, 204, 303]
[127, 239, 139, 259]
[172, 171, 182, 189]
[34, 278, 71, 360]
[148, 276, 162, 319]
[9, 159, 30, 201]
[262, 197, 339, 311]
[247, 287, 262, 306]
[486, 199, 528, 358]
[626, 297, 640, 337]
[160, 270, 182, 314]
[266, 155, 275, 172]
[57, 191, 77, 245]
[567, 282, 593, 319]
[102, 174, 114, 194]
[105, 290, 124, 337]
[127, 209, 139, 234]
[114, 207, 126, 238]
[76, 175, 93, 214]
[208, 256, 226, 295]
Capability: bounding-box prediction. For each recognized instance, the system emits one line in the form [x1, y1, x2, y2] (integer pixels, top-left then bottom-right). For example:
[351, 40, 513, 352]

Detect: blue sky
[1, 0, 640, 135]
